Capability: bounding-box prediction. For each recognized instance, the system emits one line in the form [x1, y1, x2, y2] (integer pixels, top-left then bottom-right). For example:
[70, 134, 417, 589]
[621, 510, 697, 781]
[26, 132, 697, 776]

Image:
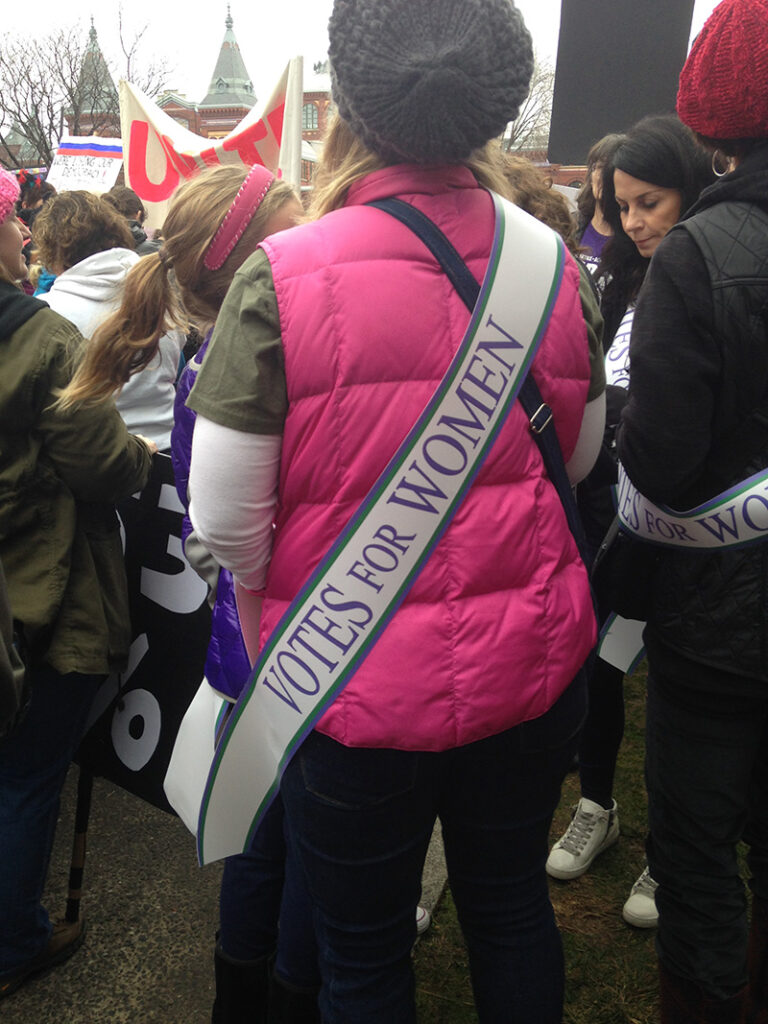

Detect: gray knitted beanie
[328, 0, 534, 164]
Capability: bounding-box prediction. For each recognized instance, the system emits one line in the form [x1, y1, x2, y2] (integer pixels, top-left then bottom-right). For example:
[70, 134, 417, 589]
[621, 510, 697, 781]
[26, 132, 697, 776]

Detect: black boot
[211, 941, 271, 1024]
[267, 970, 320, 1024]
[659, 961, 747, 1024]
[747, 896, 768, 1024]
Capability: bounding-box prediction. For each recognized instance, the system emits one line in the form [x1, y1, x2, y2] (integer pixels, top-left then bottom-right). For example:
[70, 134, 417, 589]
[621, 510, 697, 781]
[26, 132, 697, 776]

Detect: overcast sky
[6, 0, 721, 110]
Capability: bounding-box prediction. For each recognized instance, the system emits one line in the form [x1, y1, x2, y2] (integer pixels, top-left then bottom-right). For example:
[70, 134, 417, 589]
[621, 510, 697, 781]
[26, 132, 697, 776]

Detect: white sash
[194, 193, 568, 864]
[604, 306, 633, 389]
[617, 463, 768, 549]
[601, 459, 768, 674]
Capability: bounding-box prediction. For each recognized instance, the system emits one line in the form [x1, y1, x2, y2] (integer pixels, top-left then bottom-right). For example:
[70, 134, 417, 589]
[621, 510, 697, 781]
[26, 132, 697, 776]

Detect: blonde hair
[57, 166, 299, 409]
[309, 113, 514, 219]
[26, 263, 43, 291]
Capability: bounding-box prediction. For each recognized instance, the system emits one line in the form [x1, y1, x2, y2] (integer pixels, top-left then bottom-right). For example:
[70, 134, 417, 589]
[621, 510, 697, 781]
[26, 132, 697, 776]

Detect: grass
[413, 666, 660, 1023]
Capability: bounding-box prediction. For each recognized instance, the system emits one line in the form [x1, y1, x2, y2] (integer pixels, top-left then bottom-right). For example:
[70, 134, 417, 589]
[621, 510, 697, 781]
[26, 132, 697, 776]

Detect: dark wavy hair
[18, 170, 56, 209]
[575, 132, 625, 234]
[597, 114, 714, 344]
[104, 186, 146, 224]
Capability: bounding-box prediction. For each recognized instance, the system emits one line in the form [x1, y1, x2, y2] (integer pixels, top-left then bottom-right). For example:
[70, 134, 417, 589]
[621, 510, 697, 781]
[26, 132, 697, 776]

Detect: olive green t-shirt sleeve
[577, 259, 606, 402]
[187, 249, 287, 435]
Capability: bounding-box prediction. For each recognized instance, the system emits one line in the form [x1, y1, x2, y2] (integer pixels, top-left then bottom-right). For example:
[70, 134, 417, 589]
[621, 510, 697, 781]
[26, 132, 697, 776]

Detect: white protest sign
[46, 136, 123, 194]
[597, 613, 646, 674]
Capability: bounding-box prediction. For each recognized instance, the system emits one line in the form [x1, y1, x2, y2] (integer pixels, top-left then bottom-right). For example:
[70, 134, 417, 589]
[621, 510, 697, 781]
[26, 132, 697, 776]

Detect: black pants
[645, 633, 768, 999]
[578, 655, 625, 808]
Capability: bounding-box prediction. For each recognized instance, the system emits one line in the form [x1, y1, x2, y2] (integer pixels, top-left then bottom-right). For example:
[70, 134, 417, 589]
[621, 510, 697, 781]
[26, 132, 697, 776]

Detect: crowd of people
[0, 0, 767, 1021]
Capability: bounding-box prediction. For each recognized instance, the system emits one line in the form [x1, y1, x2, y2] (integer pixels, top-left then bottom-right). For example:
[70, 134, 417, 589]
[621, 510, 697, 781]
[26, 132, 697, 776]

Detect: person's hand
[134, 434, 159, 455]
[16, 217, 31, 244]
[234, 583, 264, 666]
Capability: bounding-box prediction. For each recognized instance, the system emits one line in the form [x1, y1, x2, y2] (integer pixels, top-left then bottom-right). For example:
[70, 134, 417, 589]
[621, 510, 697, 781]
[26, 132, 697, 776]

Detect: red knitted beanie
[677, 0, 768, 139]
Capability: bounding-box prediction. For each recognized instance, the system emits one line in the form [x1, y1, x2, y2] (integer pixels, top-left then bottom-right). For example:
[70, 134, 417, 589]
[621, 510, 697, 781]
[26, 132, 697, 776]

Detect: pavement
[3, 766, 448, 1024]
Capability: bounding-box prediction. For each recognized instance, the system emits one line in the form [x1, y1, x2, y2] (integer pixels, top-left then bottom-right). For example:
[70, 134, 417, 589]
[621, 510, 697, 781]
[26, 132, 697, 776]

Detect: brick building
[300, 62, 332, 189]
[58, 12, 580, 195]
[158, 9, 256, 137]
[157, 5, 332, 189]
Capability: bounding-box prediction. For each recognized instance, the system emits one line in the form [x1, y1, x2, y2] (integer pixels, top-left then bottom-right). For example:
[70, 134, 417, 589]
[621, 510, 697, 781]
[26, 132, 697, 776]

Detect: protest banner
[45, 136, 123, 194]
[77, 455, 211, 814]
[120, 57, 303, 228]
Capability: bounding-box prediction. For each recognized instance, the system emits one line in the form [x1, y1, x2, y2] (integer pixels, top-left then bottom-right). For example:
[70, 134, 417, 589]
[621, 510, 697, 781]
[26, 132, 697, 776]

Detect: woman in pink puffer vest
[188, 1, 604, 1020]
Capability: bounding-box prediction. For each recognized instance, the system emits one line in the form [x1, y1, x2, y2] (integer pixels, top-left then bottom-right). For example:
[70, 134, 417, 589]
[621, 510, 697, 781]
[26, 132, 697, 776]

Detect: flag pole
[278, 56, 304, 188]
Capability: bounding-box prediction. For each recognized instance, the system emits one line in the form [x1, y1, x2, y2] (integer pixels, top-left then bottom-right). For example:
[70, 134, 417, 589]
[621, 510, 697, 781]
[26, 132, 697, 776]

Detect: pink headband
[204, 164, 275, 271]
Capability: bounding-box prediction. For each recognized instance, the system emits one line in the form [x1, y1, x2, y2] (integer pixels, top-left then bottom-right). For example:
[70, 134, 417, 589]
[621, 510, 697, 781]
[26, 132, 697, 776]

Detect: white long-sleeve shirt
[188, 418, 281, 591]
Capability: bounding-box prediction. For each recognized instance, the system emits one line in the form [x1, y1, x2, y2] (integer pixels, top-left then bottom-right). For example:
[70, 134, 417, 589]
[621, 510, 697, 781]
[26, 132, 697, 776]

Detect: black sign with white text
[77, 455, 211, 814]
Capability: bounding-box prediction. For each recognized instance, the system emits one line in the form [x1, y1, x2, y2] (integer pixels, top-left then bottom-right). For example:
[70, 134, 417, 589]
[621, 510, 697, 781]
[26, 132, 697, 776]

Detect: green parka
[0, 280, 152, 675]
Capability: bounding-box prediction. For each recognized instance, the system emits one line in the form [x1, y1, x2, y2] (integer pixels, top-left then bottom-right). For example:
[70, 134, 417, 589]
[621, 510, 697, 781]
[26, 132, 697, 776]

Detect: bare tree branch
[503, 53, 555, 153]
[0, 33, 66, 166]
[116, 5, 171, 99]
[0, 20, 169, 168]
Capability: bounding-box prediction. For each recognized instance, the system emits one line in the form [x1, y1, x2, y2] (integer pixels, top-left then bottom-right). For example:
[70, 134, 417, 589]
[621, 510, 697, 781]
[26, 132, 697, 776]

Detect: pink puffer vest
[259, 164, 595, 751]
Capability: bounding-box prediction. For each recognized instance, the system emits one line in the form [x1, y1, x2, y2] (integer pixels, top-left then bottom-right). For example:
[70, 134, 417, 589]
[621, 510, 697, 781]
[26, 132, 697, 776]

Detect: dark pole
[65, 767, 94, 924]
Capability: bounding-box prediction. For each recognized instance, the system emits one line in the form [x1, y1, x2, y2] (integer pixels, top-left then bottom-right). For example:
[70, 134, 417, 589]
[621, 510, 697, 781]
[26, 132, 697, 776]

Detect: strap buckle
[529, 403, 553, 435]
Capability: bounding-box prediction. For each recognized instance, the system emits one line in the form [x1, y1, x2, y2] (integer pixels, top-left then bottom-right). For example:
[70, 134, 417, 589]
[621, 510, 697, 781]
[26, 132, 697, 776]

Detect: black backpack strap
[367, 196, 589, 562]
[367, 198, 479, 310]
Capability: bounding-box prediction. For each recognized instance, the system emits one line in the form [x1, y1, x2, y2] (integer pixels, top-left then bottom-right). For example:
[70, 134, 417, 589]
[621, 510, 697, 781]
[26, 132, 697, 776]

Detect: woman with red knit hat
[616, 0, 768, 1019]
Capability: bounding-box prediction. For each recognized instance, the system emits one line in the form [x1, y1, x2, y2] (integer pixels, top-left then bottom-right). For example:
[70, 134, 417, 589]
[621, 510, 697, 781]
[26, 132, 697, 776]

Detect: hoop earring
[712, 149, 730, 177]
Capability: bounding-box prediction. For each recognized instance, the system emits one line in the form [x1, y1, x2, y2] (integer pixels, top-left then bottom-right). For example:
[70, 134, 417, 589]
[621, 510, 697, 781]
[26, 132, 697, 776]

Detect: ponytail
[56, 251, 186, 410]
[56, 164, 301, 410]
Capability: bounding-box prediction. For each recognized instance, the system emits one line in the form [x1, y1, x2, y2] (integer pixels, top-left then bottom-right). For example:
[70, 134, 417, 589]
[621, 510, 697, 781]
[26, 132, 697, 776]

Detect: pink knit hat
[677, 0, 768, 139]
[0, 167, 20, 223]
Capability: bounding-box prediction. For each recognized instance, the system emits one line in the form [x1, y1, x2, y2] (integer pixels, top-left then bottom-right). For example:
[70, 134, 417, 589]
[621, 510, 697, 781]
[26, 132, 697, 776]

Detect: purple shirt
[580, 221, 610, 259]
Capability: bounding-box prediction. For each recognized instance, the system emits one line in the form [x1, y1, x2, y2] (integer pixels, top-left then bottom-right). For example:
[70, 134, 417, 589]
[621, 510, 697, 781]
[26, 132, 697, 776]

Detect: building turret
[198, 7, 256, 136]
[67, 20, 120, 135]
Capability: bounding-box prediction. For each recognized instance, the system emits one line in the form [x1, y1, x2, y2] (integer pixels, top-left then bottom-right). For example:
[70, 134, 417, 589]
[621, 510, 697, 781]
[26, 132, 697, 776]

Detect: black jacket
[617, 143, 768, 679]
[129, 221, 161, 256]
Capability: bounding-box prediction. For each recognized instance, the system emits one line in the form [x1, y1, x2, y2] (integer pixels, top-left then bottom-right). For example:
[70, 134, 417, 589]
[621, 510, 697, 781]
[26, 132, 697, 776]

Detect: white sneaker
[415, 905, 431, 935]
[546, 797, 619, 880]
[622, 866, 659, 928]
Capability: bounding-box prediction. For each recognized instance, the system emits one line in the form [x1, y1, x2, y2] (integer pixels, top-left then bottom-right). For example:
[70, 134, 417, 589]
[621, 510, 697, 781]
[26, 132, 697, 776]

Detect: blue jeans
[281, 676, 586, 1024]
[219, 794, 319, 989]
[0, 667, 101, 975]
[645, 634, 768, 999]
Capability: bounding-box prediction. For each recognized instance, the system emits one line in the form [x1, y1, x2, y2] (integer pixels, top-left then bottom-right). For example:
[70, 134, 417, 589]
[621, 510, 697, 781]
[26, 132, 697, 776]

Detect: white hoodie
[45, 248, 184, 450]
